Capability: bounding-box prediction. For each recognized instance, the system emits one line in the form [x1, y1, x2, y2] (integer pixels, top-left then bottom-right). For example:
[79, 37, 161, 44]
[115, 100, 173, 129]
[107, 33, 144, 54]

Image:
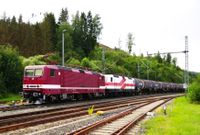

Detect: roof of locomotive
[25, 65, 59, 69]
[25, 65, 103, 76]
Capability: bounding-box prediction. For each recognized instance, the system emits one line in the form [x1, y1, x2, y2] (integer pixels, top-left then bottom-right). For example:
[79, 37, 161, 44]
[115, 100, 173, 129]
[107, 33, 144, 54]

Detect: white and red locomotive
[23, 65, 184, 103]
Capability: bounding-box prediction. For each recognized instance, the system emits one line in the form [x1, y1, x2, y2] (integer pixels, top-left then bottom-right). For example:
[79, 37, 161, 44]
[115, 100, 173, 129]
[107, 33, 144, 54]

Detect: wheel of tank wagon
[134, 89, 139, 95]
[136, 89, 141, 95]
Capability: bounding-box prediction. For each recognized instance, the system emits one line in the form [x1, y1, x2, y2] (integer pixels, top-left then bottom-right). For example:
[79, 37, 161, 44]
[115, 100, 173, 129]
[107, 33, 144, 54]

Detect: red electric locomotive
[23, 65, 105, 103]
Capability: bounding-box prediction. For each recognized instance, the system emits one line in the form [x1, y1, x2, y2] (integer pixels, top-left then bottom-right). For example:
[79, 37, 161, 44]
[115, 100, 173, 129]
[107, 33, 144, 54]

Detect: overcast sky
[0, 0, 199, 72]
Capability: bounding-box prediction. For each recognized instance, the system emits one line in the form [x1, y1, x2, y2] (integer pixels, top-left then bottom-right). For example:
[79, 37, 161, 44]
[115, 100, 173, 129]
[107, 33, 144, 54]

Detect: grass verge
[0, 93, 22, 103]
[144, 97, 200, 135]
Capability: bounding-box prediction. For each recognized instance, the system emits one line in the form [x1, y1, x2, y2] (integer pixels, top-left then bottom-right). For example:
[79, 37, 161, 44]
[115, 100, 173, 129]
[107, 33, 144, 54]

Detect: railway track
[0, 93, 178, 112]
[0, 94, 183, 134]
[67, 97, 173, 135]
[0, 103, 35, 112]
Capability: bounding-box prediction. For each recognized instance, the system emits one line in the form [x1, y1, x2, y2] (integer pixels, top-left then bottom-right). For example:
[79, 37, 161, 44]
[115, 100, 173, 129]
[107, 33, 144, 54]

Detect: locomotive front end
[23, 65, 46, 103]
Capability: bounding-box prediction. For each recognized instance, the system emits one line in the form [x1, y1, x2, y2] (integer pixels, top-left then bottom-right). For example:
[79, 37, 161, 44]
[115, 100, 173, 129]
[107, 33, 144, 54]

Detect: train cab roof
[25, 65, 59, 70]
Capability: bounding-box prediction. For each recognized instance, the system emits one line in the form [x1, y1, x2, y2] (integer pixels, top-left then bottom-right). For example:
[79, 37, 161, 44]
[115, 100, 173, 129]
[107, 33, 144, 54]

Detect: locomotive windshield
[25, 68, 43, 77]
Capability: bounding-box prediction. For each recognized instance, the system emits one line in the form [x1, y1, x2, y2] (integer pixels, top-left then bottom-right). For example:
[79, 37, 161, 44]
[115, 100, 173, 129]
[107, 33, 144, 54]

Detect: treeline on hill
[0, 8, 198, 98]
[0, 8, 102, 58]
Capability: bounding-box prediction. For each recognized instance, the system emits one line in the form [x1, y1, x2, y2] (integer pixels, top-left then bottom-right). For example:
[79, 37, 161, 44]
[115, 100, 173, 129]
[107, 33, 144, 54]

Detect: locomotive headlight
[58, 72, 61, 76]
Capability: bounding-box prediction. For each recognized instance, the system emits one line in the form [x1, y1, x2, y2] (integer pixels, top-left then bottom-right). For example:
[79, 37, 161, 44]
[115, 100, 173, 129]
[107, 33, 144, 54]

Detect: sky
[0, 0, 199, 72]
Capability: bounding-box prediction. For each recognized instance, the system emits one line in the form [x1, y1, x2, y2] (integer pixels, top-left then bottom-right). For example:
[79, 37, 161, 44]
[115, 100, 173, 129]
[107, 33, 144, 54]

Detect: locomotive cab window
[35, 69, 43, 76]
[50, 69, 55, 77]
[25, 69, 34, 76]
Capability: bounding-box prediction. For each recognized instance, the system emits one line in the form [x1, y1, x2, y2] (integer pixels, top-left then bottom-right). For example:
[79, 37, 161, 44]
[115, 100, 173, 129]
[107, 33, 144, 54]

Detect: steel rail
[67, 97, 174, 135]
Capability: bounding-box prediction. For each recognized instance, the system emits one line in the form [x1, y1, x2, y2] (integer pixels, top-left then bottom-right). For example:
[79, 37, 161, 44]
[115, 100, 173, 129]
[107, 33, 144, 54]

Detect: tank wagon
[23, 65, 184, 103]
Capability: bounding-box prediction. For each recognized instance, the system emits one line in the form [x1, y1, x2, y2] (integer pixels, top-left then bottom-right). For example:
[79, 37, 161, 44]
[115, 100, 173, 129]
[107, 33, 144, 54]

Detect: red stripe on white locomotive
[104, 74, 135, 90]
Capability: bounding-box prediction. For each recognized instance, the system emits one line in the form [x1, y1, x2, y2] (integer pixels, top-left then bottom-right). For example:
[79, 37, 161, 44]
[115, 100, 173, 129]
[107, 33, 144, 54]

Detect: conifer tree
[58, 8, 69, 24]
[127, 33, 134, 54]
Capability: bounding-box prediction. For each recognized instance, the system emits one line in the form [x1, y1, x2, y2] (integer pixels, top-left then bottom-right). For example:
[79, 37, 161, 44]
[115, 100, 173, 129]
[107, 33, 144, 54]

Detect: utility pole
[185, 35, 189, 91]
[147, 36, 189, 90]
[62, 29, 66, 66]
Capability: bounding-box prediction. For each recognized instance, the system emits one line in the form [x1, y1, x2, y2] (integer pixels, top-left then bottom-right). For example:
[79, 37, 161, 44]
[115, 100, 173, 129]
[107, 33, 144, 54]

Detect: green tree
[81, 57, 91, 68]
[126, 32, 134, 54]
[154, 52, 163, 63]
[72, 11, 102, 57]
[17, 14, 25, 52]
[166, 53, 172, 64]
[58, 8, 69, 24]
[0, 45, 23, 95]
[188, 74, 200, 102]
[67, 57, 81, 67]
[22, 55, 46, 66]
[56, 22, 78, 61]
[41, 13, 57, 52]
[86, 11, 102, 54]
[0, 73, 7, 97]
[32, 23, 43, 54]
[172, 57, 177, 66]
[22, 22, 33, 56]
[71, 11, 85, 58]
[9, 16, 18, 46]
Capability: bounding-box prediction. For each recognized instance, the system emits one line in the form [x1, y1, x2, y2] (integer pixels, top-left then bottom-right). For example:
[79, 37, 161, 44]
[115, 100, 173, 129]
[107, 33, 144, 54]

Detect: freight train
[23, 65, 184, 103]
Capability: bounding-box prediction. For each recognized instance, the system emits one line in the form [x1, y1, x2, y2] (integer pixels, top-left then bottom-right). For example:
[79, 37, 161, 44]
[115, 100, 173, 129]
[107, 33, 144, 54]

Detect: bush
[67, 57, 81, 66]
[188, 75, 200, 103]
[0, 73, 7, 97]
[89, 60, 101, 72]
[81, 57, 91, 68]
[0, 45, 23, 95]
[21, 55, 46, 67]
[80, 58, 102, 71]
